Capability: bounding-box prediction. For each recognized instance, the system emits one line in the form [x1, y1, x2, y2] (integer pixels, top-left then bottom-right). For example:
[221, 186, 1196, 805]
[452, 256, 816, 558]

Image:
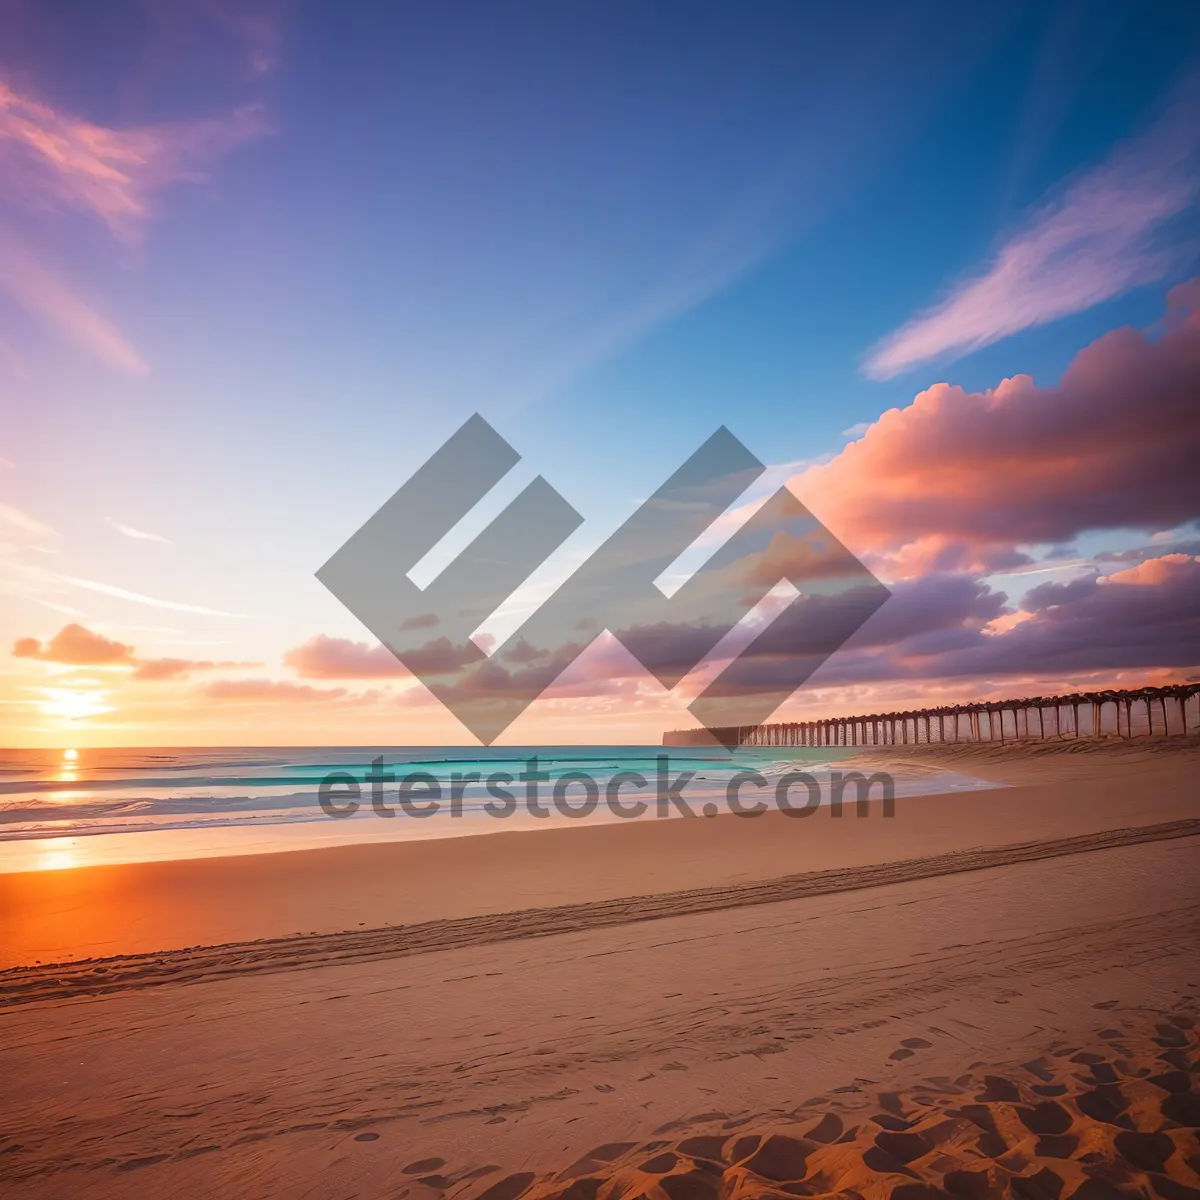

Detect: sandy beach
[2, 738, 1198, 1199]
[7, 8, 1200, 1197]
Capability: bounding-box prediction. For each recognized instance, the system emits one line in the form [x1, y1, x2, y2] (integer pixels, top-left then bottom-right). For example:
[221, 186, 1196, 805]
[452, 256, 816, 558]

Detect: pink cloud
[12, 623, 134, 666]
[284, 634, 410, 679]
[11, 622, 256, 678]
[415, 550, 1199, 706]
[1103, 551, 1196, 586]
[865, 74, 1200, 379]
[198, 678, 350, 703]
[659, 552, 1198, 709]
[278, 556, 1200, 725]
[0, 79, 267, 241]
[284, 281, 1200, 724]
[285, 628, 652, 713]
[0, 75, 267, 371]
[809, 552, 1200, 687]
[798, 278, 1200, 576]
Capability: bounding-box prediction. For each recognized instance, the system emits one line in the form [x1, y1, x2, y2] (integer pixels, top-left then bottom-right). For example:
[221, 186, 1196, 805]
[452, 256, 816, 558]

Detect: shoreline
[1, 736, 1195, 970]
[2, 737, 1197, 1197]
[0, 754, 998, 873]
[5, 815, 1198, 1005]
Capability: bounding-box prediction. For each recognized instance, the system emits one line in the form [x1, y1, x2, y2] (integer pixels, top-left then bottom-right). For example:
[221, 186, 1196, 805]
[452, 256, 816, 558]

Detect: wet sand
[1, 737, 1196, 970]
[1, 738, 1197, 1198]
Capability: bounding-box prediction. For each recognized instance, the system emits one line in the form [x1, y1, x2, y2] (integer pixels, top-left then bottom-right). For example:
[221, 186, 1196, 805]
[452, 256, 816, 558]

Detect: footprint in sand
[403, 1158, 446, 1174]
[889, 1036, 933, 1060]
[445, 1011, 1200, 1200]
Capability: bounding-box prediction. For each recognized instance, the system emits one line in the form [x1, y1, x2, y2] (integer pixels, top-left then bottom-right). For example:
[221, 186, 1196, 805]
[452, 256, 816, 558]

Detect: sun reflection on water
[58, 747, 79, 784]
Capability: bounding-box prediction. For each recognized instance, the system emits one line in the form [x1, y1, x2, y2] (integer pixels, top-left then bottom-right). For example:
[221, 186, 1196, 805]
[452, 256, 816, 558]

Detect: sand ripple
[441, 1011, 1200, 1200]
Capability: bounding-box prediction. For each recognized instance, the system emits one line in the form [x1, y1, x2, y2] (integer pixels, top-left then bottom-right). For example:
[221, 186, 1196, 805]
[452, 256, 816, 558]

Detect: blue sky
[3, 0, 1199, 744]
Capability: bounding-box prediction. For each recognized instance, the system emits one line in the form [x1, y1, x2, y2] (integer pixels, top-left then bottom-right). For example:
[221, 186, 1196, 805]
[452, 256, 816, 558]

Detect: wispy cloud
[0, 79, 267, 243]
[189, 0, 287, 78]
[864, 74, 1200, 380]
[0, 76, 267, 371]
[0, 509, 229, 619]
[0, 229, 149, 373]
[0, 501, 55, 539]
[57, 574, 244, 617]
[34, 599, 87, 617]
[106, 517, 171, 543]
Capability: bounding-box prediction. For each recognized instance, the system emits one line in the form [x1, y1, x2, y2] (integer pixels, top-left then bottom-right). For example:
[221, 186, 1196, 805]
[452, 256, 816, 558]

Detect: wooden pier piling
[663, 684, 1200, 747]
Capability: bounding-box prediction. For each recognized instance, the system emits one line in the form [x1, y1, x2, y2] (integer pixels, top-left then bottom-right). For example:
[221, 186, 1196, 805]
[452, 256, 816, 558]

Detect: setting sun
[1, 6, 1199, 1197]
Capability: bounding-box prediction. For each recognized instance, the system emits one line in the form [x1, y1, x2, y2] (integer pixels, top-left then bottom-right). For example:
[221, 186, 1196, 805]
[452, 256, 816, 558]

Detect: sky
[2, 0, 1199, 748]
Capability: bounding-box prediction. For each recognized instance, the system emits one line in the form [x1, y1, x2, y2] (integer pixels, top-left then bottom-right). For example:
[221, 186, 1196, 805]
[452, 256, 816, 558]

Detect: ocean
[0, 745, 1001, 871]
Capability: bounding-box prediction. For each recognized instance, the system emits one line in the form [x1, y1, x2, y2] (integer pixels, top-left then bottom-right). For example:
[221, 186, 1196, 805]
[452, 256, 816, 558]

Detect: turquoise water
[0, 745, 1001, 870]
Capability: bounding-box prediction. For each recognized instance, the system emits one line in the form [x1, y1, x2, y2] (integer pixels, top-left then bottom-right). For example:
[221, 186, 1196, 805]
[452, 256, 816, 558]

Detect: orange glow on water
[58, 747, 79, 783]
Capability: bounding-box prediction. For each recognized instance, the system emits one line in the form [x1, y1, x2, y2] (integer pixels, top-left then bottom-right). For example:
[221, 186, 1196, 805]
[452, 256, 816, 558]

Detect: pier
[663, 683, 1200, 747]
